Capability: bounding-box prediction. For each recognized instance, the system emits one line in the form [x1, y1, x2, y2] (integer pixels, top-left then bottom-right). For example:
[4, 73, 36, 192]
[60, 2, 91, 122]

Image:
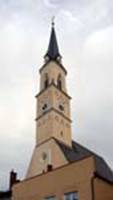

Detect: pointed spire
[44, 18, 62, 62]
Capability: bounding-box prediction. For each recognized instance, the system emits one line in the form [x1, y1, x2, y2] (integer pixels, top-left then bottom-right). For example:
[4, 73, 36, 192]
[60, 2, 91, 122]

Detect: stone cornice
[35, 107, 72, 123]
[35, 82, 71, 100]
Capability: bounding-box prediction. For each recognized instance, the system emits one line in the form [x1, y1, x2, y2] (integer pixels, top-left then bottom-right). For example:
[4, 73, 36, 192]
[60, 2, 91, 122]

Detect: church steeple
[44, 19, 62, 62]
[26, 21, 72, 179]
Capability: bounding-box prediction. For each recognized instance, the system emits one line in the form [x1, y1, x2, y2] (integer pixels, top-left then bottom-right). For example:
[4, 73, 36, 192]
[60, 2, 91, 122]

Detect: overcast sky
[0, 0, 113, 190]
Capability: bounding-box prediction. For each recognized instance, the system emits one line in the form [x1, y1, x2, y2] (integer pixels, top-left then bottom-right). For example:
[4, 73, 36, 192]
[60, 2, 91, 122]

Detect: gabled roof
[54, 138, 113, 183]
[44, 23, 62, 61]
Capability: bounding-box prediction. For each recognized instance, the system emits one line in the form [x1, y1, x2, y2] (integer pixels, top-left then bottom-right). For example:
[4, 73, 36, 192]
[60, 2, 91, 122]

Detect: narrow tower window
[57, 74, 62, 90]
[44, 73, 49, 89]
[60, 131, 63, 137]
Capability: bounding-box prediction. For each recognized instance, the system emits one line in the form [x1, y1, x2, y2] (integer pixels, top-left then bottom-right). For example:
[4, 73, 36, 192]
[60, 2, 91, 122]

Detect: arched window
[57, 74, 62, 90]
[44, 73, 49, 89]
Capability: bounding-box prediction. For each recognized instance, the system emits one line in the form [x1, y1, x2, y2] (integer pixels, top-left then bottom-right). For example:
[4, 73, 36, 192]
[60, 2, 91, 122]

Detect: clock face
[57, 96, 66, 112]
[42, 103, 48, 111]
[59, 104, 64, 111]
[55, 90, 70, 115]
[38, 93, 51, 114]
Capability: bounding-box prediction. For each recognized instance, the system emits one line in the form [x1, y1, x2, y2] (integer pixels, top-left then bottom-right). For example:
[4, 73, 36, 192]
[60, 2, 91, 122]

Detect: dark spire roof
[44, 20, 62, 61]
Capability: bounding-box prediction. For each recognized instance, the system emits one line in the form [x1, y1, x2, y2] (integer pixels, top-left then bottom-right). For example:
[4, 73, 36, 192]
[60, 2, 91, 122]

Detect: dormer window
[57, 56, 61, 63]
[44, 56, 49, 63]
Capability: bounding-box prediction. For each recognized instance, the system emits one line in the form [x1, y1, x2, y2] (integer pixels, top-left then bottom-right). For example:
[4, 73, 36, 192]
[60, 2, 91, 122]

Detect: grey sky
[0, 0, 113, 190]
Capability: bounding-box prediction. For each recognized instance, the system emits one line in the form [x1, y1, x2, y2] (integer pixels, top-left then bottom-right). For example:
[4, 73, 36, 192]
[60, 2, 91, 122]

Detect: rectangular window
[44, 196, 56, 200]
[64, 192, 79, 200]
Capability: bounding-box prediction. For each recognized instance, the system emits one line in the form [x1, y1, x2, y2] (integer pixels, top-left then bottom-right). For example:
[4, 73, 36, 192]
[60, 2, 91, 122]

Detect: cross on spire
[52, 16, 55, 27]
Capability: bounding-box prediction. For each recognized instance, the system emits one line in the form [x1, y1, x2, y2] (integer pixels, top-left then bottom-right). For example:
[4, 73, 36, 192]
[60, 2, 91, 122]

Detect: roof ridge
[54, 138, 73, 150]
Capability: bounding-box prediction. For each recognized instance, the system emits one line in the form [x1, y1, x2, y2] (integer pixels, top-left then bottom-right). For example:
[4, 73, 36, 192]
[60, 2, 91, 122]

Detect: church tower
[26, 21, 72, 178]
[12, 20, 113, 200]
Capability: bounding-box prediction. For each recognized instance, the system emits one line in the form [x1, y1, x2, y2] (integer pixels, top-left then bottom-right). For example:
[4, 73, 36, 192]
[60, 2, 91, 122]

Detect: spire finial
[44, 17, 62, 62]
[52, 16, 55, 27]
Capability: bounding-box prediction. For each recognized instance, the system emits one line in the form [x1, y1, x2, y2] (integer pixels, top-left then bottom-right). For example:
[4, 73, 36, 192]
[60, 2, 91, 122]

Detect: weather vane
[52, 16, 55, 27]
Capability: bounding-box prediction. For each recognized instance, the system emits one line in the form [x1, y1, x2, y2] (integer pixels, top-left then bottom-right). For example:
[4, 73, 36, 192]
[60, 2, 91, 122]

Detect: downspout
[91, 173, 96, 200]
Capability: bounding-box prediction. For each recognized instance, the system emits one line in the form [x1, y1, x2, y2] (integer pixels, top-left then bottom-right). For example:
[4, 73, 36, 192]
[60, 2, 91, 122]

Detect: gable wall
[26, 138, 68, 178]
[13, 156, 95, 200]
